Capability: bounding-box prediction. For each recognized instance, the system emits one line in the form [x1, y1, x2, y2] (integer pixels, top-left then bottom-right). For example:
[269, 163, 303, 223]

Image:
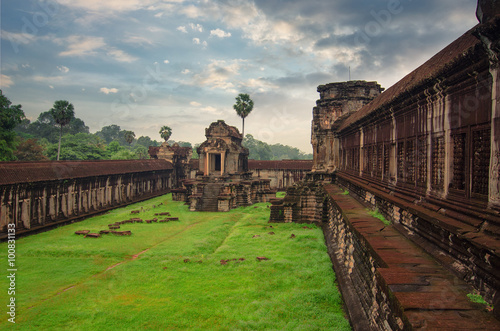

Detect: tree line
[0, 91, 311, 162]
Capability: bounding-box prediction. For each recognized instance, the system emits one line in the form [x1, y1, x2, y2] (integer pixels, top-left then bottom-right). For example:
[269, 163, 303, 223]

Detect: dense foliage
[243, 134, 313, 160]
[0, 91, 25, 161]
[1, 92, 311, 162]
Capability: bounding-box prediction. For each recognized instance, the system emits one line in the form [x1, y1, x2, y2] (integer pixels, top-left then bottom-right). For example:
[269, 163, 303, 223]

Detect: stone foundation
[174, 177, 275, 212]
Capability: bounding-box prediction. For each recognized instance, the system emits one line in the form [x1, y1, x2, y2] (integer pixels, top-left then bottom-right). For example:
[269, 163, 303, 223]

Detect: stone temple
[168, 120, 275, 212]
[0, 1, 499, 330]
[270, 1, 500, 329]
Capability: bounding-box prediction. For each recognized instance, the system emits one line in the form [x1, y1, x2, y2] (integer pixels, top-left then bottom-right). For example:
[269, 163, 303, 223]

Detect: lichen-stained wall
[0, 160, 173, 236]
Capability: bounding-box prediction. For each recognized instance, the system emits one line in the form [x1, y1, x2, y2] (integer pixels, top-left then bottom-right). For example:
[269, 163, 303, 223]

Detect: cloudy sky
[1, 0, 479, 152]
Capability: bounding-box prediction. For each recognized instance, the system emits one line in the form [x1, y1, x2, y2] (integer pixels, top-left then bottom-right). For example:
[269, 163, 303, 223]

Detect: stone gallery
[271, 1, 500, 329]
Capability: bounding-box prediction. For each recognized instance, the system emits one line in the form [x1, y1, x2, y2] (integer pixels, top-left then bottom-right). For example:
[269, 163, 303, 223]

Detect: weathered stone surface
[322, 184, 500, 330]
[477, 0, 500, 23]
[84, 233, 100, 238]
[0, 160, 173, 237]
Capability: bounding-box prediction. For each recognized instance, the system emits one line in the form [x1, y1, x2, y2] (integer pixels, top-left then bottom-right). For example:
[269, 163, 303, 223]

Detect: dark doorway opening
[214, 154, 221, 172]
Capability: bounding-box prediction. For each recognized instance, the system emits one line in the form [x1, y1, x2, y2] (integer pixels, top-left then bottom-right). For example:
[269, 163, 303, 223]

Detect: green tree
[159, 126, 172, 142]
[0, 91, 25, 161]
[107, 141, 122, 154]
[49, 100, 75, 160]
[243, 134, 271, 160]
[110, 149, 136, 160]
[136, 136, 160, 148]
[233, 93, 254, 139]
[96, 124, 121, 144]
[123, 130, 135, 145]
[25, 115, 89, 143]
[45, 133, 108, 160]
[14, 138, 48, 161]
[133, 145, 149, 159]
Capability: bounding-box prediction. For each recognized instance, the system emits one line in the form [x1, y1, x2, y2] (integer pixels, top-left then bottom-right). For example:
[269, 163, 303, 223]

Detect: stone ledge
[323, 184, 500, 330]
[335, 172, 500, 304]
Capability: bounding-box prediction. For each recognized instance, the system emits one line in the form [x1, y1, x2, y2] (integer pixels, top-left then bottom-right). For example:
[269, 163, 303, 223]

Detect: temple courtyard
[0, 194, 350, 330]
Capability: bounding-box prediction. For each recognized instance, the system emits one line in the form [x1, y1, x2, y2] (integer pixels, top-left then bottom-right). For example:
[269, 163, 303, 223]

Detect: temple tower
[311, 81, 384, 172]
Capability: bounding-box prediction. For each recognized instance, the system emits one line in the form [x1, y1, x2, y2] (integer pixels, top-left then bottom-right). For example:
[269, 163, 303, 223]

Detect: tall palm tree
[159, 126, 172, 142]
[233, 93, 254, 139]
[49, 100, 74, 160]
[123, 130, 135, 145]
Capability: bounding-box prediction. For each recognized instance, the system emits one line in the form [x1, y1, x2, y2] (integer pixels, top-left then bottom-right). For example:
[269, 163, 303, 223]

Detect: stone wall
[248, 160, 313, 190]
[0, 160, 173, 238]
[336, 172, 500, 304]
[322, 184, 408, 330]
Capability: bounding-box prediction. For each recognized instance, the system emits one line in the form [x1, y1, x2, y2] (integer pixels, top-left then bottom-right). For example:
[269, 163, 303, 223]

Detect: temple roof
[339, 24, 483, 131]
[0, 159, 173, 185]
[205, 120, 242, 140]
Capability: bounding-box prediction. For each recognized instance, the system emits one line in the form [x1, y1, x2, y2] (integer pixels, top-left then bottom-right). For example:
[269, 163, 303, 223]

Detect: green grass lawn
[0, 194, 351, 330]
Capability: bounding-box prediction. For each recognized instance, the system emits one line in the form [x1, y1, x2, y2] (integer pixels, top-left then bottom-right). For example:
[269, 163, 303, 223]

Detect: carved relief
[397, 141, 405, 181]
[406, 139, 415, 184]
[417, 136, 428, 188]
[432, 136, 445, 191]
[472, 128, 491, 196]
[451, 133, 467, 191]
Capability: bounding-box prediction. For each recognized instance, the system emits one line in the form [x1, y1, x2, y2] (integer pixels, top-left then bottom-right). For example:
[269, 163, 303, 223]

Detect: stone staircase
[201, 183, 222, 212]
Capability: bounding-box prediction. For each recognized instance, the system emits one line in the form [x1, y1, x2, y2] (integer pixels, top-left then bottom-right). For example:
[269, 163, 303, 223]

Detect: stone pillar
[490, 67, 500, 206]
[205, 152, 209, 176]
[221, 152, 225, 175]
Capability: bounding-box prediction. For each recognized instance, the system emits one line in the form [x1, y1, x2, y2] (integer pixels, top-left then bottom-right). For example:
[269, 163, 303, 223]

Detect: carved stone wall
[0, 160, 173, 237]
[311, 81, 384, 172]
[277, 3, 500, 320]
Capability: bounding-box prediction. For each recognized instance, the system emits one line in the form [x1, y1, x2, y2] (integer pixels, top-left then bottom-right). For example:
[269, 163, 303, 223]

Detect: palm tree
[159, 125, 172, 142]
[49, 100, 74, 160]
[233, 93, 254, 139]
[123, 130, 135, 145]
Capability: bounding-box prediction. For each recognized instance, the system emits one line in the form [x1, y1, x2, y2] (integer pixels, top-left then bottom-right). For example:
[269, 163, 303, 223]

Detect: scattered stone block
[131, 210, 140, 214]
[167, 217, 179, 221]
[184, 259, 190, 263]
[75, 230, 90, 235]
[113, 231, 132, 236]
[108, 225, 120, 229]
[99, 230, 112, 234]
[85, 233, 101, 238]
[130, 218, 142, 222]
[256, 256, 270, 261]
[268, 232, 275, 235]
[290, 234, 296, 239]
